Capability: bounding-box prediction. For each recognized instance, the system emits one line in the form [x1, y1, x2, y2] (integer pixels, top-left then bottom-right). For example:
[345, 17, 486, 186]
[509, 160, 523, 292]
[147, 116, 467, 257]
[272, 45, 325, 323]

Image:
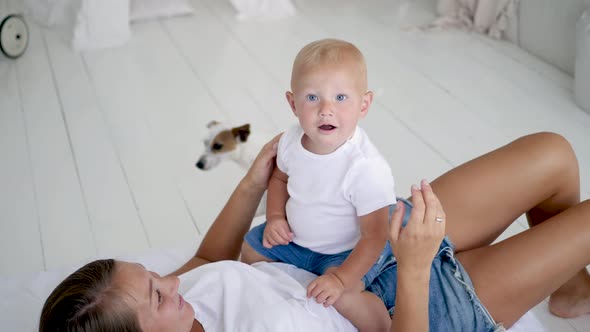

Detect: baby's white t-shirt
[180, 261, 357, 332]
[277, 125, 396, 254]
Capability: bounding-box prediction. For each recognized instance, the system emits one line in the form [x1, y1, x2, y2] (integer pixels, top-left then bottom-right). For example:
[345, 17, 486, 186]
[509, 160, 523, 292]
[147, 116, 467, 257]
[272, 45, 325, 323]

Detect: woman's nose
[164, 275, 180, 295]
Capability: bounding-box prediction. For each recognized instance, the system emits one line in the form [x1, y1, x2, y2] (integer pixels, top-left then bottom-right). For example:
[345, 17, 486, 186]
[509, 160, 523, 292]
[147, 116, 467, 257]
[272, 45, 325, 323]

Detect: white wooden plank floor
[0, 0, 589, 330]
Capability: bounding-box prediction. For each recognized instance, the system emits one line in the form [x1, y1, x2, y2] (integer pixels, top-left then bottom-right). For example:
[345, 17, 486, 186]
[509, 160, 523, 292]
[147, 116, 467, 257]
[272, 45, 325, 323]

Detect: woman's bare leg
[430, 132, 580, 252]
[240, 242, 275, 264]
[457, 202, 590, 326]
[425, 132, 590, 326]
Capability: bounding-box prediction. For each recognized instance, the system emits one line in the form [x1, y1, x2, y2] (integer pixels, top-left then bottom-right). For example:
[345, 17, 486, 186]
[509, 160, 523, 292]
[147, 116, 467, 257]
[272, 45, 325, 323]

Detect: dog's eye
[212, 143, 224, 151]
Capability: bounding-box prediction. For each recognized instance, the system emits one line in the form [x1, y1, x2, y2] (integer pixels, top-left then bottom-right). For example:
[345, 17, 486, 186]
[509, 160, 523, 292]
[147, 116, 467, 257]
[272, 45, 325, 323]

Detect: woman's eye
[336, 94, 347, 101]
[156, 289, 162, 304]
[306, 94, 318, 102]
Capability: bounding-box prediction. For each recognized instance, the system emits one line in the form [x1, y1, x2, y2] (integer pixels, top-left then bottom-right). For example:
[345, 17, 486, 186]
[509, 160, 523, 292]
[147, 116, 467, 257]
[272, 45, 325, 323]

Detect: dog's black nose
[196, 160, 205, 169]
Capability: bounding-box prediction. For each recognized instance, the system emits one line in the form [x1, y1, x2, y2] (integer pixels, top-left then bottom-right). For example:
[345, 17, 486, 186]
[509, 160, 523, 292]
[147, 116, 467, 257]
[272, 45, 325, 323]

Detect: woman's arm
[391, 265, 431, 332]
[389, 180, 446, 332]
[170, 134, 281, 276]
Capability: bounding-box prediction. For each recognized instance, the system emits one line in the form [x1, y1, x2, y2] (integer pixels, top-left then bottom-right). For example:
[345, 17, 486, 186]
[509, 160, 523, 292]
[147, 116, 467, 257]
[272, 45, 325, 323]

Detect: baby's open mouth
[319, 125, 336, 130]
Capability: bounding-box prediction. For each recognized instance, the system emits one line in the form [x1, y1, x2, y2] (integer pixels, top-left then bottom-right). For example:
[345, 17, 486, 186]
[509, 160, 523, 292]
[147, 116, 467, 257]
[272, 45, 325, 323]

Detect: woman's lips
[179, 294, 184, 310]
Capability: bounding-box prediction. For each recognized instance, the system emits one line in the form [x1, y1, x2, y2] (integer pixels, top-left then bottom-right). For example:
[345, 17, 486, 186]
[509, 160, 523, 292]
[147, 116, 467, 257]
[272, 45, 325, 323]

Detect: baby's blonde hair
[290, 39, 368, 91]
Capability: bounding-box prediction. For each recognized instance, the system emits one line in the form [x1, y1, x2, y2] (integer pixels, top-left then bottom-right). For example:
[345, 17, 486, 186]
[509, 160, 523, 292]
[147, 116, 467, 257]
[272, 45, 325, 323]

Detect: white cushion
[229, 0, 296, 20]
[72, 0, 130, 51]
[129, 0, 194, 22]
[23, 0, 79, 27]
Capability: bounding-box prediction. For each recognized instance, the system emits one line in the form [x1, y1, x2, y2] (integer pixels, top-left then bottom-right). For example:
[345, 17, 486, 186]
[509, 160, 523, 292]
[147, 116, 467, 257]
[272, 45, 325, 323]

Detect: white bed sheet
[0, 242, 545, 331]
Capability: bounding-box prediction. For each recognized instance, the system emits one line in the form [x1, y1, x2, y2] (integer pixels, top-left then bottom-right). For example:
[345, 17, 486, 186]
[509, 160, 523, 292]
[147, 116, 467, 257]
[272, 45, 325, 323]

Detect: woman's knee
[526, 132, 576, 161]
[520, 132, 579, 180]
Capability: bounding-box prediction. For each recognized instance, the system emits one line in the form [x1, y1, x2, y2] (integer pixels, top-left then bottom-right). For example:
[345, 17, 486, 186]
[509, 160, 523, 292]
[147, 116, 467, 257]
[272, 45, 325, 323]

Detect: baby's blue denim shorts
[244, 221, 392, 288]
[367, 198, 505, 332]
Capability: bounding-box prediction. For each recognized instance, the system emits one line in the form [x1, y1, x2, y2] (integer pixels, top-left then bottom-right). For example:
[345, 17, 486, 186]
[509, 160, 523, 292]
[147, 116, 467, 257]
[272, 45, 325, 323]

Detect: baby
[242, 39, 396, 331]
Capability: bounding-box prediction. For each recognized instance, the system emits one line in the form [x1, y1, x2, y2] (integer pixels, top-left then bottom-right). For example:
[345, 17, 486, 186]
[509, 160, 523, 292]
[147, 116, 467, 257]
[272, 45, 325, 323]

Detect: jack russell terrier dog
[196, 120, 272, 216]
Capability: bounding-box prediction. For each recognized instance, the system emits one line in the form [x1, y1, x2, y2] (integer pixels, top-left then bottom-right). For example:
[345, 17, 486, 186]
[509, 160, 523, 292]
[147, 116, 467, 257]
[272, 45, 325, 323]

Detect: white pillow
[129, 0, 194, 22]
[23, 0, 79, 27]
[72, 0, 130, 51]
[230, 0, 296, 20]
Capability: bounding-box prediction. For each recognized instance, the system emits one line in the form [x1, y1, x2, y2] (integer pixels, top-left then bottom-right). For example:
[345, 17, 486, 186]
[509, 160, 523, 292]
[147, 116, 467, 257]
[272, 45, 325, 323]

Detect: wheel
[0, 15, 29, 59]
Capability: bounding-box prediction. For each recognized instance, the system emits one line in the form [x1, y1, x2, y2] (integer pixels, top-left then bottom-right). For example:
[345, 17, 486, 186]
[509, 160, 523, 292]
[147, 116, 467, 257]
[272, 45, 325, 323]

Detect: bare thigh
[428, 132, 579, 252]
[240, 241, 275, 264]
[456, 200, 590, 327]
[425, 132, 588, 326]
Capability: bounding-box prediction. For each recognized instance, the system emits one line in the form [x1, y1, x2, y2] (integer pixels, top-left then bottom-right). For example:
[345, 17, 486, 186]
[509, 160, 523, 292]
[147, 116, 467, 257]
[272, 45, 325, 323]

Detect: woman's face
[114, 261, 195, 332]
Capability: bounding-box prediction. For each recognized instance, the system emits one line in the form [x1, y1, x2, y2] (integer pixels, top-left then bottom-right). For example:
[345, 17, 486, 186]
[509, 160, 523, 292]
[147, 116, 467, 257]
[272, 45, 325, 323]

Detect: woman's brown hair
[39, 259, 141, 332]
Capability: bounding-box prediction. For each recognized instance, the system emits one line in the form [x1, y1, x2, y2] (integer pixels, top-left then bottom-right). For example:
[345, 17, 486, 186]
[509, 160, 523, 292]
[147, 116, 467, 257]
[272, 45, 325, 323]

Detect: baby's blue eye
[306, 94, 318, 102]
[336, 94, 347, 101]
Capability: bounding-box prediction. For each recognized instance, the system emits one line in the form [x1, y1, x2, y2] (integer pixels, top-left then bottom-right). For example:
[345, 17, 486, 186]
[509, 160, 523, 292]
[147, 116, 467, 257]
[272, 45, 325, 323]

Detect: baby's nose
[319, 103, 333, 116]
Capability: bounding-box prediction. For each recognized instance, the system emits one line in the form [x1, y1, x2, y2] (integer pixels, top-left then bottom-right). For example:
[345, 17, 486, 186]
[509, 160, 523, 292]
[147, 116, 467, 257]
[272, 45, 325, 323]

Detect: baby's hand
[263, 218, 293, 248]
[307, 273, 345, 307]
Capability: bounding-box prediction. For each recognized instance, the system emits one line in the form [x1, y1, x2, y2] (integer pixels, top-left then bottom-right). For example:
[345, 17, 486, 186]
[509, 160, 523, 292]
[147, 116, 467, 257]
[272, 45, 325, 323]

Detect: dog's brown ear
[232, 124, 251, 142]
[207, 120, 220, 128]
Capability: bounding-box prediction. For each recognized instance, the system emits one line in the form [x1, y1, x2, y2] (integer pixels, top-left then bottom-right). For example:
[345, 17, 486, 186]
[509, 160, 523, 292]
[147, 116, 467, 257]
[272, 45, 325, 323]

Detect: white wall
[519, 0, 590, 75]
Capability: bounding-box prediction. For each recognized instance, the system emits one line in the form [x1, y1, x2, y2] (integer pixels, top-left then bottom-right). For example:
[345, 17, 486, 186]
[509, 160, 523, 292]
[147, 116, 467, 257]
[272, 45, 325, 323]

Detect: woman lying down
[40, 133, 590, 332]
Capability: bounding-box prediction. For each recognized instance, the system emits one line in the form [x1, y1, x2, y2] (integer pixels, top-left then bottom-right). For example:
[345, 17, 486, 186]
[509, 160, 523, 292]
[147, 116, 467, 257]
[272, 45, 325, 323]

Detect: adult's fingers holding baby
[245, 133, 282, 191]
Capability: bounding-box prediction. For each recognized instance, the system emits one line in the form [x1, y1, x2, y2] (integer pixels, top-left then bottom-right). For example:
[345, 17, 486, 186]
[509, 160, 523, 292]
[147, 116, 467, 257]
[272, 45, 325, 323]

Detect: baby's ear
[232, 124, 251, 142]
[286, 91, 297, 114]
[207, 120, 220, 128]
[360, 91, 374, 116]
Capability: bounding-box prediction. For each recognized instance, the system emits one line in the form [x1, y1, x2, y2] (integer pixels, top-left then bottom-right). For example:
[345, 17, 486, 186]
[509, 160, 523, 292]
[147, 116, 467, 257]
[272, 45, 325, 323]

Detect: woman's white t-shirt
[180, 261, 357, 332]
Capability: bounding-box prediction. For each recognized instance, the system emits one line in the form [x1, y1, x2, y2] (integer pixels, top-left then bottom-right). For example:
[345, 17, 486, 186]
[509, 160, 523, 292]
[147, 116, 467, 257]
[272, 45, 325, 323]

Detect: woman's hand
[243, 134, 282, 192]
[390, 180, 446, 275]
